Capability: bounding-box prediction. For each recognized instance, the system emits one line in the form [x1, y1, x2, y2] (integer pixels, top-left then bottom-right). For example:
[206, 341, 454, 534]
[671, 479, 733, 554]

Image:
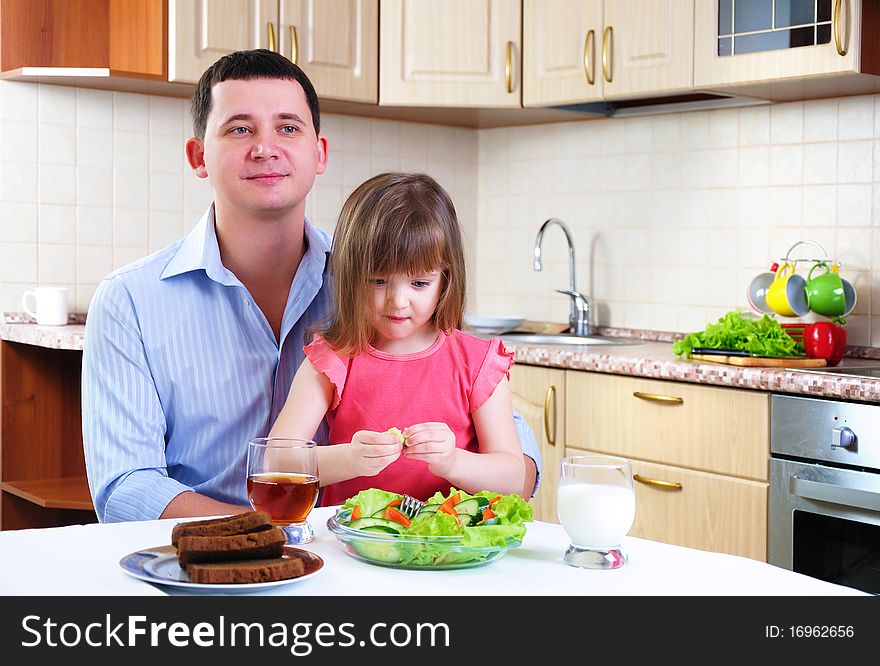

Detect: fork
[399, 494, 425, 519]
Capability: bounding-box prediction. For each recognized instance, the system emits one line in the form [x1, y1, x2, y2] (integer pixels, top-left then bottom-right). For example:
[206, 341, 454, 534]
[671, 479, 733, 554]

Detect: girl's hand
[402, 422, 458, 478]
[348, 430, 403, 477]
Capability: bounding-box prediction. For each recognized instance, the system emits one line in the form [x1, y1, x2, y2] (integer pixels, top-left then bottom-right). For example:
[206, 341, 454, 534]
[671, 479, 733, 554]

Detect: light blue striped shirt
[82, 206, 541, 523]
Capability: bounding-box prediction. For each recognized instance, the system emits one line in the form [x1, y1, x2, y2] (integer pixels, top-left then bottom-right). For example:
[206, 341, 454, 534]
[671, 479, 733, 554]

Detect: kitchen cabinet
[565, 371, 769, 561]
[523, 0, 694, 107]
[509, 364, 565, 523]
[0, 0, 165, 79]
[0, 342, 95, 531]
[694, 0, 880, 101]
[379, 0, 521, 107]
[169, 0, 378, 103]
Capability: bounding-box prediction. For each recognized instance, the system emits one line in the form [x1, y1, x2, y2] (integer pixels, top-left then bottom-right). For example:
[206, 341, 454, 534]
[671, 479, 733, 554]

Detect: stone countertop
[504, 331, 880, 404]
[4, 313, 880, 403]
[1, 313, 85, 351]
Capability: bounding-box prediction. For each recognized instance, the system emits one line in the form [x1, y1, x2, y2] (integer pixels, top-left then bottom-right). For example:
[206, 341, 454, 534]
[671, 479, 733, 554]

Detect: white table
[0, 507, 865, 596]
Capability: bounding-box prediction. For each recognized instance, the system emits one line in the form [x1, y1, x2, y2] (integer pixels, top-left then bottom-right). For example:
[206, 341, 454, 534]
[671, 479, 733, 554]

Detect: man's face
[186, 78, 328, 218]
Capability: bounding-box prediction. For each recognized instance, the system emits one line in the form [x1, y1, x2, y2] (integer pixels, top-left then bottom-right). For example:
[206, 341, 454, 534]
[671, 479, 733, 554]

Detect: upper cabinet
[279, 1, 377, 103]
[0, 0, 165, 78]
[379, 0, 521, 107]
[169, 0, 378, 103]
[523, 0, 694, 107]
[694, 0, 880, 99]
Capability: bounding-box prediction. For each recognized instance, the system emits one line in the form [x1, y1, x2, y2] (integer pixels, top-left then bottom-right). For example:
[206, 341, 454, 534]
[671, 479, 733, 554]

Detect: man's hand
[347, 430, 403, 477]
[402, 422, 458, 477]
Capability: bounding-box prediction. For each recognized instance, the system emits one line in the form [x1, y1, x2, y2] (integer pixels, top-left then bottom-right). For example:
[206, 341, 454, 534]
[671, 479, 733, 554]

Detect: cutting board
[691, 353, 827, 367]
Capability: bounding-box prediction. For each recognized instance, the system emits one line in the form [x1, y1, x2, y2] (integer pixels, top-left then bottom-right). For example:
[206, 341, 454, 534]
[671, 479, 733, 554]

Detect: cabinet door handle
[290, 25, 299, 64]
[634, 474, 683, 491]
[833, 0, 847, 56]
[632, 391, 683, 405]
[543, 385, 557, 447]
[505, 41, 514, 93]
[268, 22, 276, 52]
[583, 29, 595, 85]
[602, 25, 613, 83]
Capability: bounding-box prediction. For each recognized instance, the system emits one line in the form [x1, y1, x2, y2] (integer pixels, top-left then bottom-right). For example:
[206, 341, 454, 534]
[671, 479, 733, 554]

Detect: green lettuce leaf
[672, 310, 804, 358]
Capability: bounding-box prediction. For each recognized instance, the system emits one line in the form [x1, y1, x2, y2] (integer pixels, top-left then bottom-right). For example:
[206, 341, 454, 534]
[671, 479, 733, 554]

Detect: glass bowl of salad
[326, 488, 533, 570]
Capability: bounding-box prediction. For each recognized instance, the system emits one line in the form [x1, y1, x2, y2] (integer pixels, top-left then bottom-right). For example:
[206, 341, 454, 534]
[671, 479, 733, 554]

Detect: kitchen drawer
[568, 447, 768, 561]
[566, 372, 769, 481]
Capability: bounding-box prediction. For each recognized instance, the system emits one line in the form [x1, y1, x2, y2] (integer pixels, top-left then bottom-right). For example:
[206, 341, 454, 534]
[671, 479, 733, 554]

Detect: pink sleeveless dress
[304, 330, 513, 505]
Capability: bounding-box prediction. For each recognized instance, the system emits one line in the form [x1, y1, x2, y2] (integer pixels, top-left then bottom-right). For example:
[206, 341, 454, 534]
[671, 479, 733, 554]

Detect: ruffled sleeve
[303, 335, 349, 410]
[468, 338, 515, 413]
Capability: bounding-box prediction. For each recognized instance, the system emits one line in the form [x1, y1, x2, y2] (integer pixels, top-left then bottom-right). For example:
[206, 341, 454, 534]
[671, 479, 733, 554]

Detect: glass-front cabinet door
[694, 0, 862, 88]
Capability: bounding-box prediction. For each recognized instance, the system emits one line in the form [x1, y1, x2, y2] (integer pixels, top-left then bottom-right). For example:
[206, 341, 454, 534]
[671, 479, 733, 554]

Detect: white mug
[22, 287, 69, 326]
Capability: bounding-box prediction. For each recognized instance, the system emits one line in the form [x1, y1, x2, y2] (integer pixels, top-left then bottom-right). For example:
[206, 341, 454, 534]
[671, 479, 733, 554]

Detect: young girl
[270, 172, 524, 504]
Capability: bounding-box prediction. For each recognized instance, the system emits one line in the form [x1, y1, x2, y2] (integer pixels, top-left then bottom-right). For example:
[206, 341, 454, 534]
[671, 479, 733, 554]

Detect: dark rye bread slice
[177, 528, 286, 568]
[186, 557, 306, 584]
[171, 510, 273, 547]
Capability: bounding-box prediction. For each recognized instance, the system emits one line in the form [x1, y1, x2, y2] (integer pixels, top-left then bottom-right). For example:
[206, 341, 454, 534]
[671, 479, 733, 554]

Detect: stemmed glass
[557, 455, 635, 569]
[246, 437, 319, 544]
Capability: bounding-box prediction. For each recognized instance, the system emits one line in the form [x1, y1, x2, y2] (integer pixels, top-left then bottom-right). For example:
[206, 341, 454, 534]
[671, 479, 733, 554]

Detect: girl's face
[369, 270, 444, 353]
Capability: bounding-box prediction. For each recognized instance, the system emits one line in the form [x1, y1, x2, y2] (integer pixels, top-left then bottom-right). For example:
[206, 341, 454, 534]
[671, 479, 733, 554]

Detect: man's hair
[319, 173, 467, 356]
[191, 49, 321, 139]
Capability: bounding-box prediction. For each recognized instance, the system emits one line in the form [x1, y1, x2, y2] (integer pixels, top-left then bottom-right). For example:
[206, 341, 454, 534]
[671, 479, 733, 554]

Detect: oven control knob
[831, 426, 856, 450]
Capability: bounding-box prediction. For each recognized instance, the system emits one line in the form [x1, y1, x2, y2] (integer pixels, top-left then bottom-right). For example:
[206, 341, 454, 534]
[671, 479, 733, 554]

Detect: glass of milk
[557, 455, 635, 569]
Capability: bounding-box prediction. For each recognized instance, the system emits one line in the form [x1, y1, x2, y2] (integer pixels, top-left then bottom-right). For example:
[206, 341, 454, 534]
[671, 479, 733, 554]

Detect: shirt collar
[159, 204, 331, 285]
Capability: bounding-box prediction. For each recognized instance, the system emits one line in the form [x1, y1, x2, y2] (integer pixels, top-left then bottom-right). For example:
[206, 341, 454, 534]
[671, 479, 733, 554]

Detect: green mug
[806, 262, 845, 317]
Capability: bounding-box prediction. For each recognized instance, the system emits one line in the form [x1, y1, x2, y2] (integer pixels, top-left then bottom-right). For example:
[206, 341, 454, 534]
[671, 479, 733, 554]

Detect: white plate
[464, 315, 524, 333]
[119, 545, 323, 593]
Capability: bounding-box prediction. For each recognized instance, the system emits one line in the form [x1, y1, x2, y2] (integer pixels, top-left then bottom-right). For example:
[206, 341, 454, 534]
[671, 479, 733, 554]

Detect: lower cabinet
[568, 446, 767, 560]
[565, 371, 770, 561]
[509, 364, 565, 523]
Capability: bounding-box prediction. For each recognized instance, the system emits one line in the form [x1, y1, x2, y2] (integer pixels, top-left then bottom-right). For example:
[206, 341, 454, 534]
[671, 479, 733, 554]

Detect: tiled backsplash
[0, 82, 477, 314]
[475, 96, 880, 347]
[1, 80, 878, 346]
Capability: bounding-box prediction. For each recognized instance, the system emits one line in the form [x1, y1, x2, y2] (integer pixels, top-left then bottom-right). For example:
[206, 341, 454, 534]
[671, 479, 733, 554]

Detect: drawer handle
[634, 474, 683, 491]
[632, 391, 683, 405]
[543, 385, 557, 447]
[267, 22, 276, 52]
[583, 29, 595, 85]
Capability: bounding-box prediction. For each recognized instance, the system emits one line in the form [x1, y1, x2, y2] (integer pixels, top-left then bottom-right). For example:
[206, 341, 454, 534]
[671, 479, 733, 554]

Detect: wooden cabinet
[0, 341, 95, 530]
[169, 0, 378, 103]
[523, 0, 694, 107]
[379, 0, 521, 107]
[0, 0, 166, 78]
[565, 371, 769, 561]
[279, 0, 377, 103]
[694, 0, 880, 101]
[568, 446, 767, 560]
[509, 364, 565, 523]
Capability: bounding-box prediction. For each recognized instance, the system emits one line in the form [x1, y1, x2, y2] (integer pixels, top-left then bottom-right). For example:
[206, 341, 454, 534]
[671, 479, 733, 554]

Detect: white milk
[557, 483, 636, 548]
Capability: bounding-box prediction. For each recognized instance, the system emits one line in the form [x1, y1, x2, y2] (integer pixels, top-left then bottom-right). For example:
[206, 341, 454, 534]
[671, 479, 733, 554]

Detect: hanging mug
[805, 262, 846, 317]
[765, 263, 809, 317]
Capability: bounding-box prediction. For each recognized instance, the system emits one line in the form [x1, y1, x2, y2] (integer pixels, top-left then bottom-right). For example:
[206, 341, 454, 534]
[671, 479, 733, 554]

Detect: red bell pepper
[387, 499, 402, 508]
[384, 506, 411, 527]
[437, 492, 461, 516]
[488, 496, 501, 506]
[351, 505, 362, 521]
[803, 321, 847, 367]
[481, 508, 495, 522]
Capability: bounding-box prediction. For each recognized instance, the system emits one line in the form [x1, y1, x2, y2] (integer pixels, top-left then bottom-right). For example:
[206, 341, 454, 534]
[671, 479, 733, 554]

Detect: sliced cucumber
[452, 498, 483, 517]
[416, 504, 440, 517]
[359, 525, 401, 535]
[351, 540, 402, 563]
[348, 517, 404, 534]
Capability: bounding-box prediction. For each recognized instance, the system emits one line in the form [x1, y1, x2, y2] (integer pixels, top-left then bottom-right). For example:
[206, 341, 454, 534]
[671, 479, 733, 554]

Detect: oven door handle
[791, 476, 880, 513]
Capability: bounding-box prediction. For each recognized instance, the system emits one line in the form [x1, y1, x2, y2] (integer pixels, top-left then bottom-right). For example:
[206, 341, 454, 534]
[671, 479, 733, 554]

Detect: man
[82, 49, 540, 522]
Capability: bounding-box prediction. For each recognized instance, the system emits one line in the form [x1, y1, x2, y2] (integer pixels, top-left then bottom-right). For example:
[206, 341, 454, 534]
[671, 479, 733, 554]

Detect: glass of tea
[246, 437, 319, 544]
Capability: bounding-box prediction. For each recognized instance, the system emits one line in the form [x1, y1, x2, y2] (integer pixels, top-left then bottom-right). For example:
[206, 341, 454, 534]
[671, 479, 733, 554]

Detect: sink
[499, 333, 643, 346]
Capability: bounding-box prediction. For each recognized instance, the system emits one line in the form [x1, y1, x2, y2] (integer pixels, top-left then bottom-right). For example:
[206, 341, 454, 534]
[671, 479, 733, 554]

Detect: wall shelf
[1, 477, 92, 510]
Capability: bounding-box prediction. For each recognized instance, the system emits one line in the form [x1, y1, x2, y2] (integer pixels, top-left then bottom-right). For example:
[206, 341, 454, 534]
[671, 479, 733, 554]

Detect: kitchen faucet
[533, 218, 592, 336]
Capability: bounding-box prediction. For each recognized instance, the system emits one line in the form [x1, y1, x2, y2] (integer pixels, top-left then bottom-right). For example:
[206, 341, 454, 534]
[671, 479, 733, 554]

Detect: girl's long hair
[319, 172, 466, 355]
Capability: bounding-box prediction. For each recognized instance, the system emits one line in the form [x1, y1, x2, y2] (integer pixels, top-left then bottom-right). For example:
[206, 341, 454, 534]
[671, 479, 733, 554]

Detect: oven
[769, 393, 880, 594]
